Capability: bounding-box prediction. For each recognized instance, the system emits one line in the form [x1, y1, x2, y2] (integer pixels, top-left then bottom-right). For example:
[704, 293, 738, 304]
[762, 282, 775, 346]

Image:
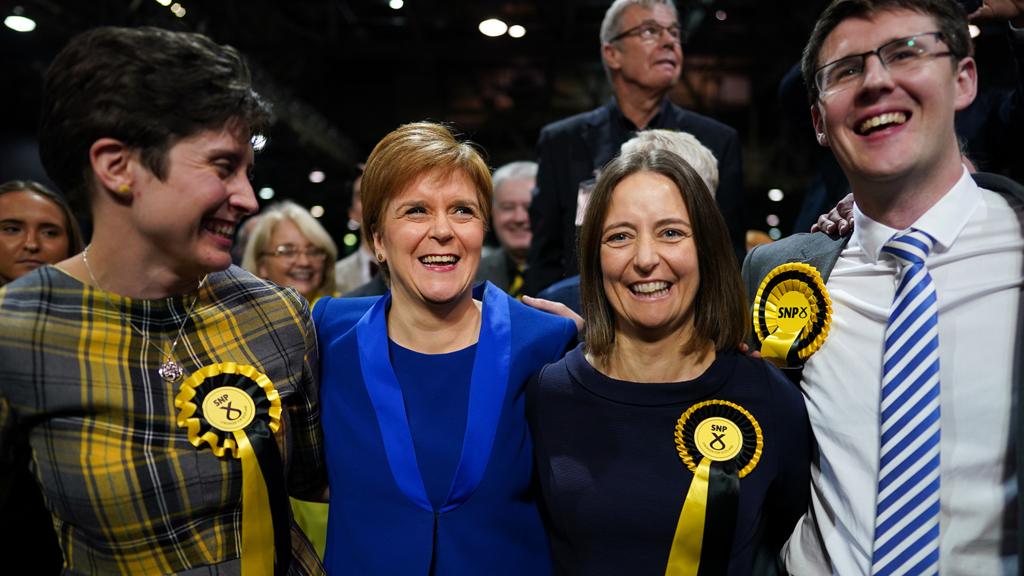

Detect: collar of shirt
[850, 165, 981, 263]
[608, 96, 671, 141]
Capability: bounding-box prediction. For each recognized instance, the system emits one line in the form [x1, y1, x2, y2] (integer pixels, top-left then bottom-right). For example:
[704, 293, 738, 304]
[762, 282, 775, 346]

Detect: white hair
[620, 129, 719, 195]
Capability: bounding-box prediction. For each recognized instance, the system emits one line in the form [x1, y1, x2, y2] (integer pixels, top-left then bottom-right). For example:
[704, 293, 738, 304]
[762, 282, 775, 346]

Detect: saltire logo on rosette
[174, 362, 290, 576]
[665, 400, 763, 576]
[752, 262, 832, 367]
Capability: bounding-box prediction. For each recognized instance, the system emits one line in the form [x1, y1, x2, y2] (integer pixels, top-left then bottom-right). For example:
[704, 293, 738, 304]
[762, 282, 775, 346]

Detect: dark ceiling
[1, 0, 845, 244]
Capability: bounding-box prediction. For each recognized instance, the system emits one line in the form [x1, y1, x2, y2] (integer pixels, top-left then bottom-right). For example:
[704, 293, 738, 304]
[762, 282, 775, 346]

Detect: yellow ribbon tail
[760, 328, 801, 367]
[665, 457, 712, 576]
[236, 430, 276, 576]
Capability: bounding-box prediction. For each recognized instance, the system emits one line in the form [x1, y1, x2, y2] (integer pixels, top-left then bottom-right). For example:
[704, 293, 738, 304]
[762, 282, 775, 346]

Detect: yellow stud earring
[117, 183, 132, 194]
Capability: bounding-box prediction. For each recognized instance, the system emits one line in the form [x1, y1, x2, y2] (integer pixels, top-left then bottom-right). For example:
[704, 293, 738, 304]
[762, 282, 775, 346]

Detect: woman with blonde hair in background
[243, 199, 338, 303]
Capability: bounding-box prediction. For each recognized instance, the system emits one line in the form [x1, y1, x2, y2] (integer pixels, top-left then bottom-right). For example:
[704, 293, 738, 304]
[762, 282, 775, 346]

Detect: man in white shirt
[742, 0, 1024, 573]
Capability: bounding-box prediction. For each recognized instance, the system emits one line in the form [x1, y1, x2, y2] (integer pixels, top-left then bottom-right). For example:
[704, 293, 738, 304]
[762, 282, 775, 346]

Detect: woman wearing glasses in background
[244, 200, 338, 303]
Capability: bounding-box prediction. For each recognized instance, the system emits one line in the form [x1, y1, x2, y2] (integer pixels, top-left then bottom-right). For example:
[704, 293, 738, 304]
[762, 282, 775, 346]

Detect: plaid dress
[0, 265, 326, 575]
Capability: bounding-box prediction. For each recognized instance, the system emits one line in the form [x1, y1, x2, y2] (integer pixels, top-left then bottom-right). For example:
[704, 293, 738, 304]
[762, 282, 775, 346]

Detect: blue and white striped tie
[871, 228, 940, 576]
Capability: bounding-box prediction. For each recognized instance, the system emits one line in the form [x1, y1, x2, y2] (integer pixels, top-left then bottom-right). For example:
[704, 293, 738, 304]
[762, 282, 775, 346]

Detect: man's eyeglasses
[814, 32, 955, 97]
[609, 20, 682, 44]
[261, 244, 328, 261]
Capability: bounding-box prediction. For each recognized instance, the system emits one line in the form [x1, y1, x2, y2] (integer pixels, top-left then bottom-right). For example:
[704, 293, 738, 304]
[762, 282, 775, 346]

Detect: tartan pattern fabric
[871, 229, 941, 576]
[0, 265, 326, 575]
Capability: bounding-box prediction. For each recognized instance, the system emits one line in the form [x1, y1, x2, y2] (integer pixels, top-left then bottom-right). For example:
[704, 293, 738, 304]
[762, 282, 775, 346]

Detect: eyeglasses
[609, 20, 682, 44]
[261, 244, 328, 261]
[814, 32, 954, 97]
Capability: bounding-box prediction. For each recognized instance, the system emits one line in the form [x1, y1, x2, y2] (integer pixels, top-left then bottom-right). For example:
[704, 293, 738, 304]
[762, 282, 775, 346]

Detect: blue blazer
[313, 282, 576, 575]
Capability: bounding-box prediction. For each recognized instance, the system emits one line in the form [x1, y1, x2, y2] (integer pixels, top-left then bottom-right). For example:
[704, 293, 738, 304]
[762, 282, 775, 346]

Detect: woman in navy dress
[313, 122, 576, 574]
[528, 149, 811, 575]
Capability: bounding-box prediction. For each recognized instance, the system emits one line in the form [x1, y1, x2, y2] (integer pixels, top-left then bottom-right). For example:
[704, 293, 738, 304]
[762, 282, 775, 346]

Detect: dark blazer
[525, 98, 744, 294]
[741, 172, 1024, 575]
[313, 284, 576, 574]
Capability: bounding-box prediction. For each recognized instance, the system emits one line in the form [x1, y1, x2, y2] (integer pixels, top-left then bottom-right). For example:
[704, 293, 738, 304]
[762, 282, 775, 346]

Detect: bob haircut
[360, 121, 492, 285]
[241, 200, 338, 301]
[0, 180, 84, 256]
[801, 0, 971, 102]
[39, 26, 271, 205]
[578, 149, 748, 357]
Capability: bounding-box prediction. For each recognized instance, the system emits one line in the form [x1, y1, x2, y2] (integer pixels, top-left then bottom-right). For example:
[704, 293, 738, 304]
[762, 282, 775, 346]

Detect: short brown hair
[39, 26, 270, 204]
[360, 122, 492, 284]
[578, 149, 748, 357]
[801, 0, 971, 102]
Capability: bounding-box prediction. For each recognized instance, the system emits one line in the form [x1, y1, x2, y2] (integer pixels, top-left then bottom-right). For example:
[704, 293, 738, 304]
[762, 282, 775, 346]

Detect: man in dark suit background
[743, 0, 1024, 573]
[524, 0, 745, 295]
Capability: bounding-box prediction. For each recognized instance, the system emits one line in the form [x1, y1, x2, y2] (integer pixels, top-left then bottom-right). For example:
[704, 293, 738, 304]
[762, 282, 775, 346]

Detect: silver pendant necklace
[82, 245, 207, 383]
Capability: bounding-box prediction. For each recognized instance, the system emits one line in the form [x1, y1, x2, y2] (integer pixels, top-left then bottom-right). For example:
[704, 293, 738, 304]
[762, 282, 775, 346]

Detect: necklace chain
[81, 245, 207, 382]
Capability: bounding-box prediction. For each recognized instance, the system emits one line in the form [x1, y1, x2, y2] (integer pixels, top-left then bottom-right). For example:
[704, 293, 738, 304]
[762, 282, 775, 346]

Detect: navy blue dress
[314, 282, 576, 575]
[528, 345, 811, 575]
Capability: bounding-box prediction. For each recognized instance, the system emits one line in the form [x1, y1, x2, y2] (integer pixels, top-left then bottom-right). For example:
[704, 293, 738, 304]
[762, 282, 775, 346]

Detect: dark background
[0, 0, 1017, 253]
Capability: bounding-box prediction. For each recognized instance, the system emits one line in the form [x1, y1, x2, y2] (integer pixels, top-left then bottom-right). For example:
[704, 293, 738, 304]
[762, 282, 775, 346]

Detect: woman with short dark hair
[529, 149, 811, 575]
[0, 27, 325, 574]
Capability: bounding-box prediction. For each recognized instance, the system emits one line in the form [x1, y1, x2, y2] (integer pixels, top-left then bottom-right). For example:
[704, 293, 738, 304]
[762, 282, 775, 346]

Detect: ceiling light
[479, 18, 508, 37]
[969, 24, 981, 39]
[4, 15, 35, 32]
[508, 25, 526, 38]
[170, 3, 186, 17]
[766, 214, 780, 227]
[389, 0, 404, 9]
[311, 205, 325, 218]
[767, 188, 784, 202]
[715, 10, 727, 21]
[155, 0, 172, 6]
[258, 187, 275, 200]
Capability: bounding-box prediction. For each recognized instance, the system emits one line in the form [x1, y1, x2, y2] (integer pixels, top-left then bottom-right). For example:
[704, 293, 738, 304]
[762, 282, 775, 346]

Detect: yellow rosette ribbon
[175, 362, 287, 575]
[666, 400, 763, 576]
[752, 262, 832, 367]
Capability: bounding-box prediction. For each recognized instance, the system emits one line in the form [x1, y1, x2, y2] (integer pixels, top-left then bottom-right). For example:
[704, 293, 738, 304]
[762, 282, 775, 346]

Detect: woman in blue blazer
[313, 122, 576, 574]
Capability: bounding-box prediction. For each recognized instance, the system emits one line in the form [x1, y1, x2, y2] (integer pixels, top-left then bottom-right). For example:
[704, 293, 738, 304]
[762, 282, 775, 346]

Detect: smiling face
[257, 218, 325, 301]
[604, 3, 682, 94]
[374, 169, 485, 309]
[128, 123, 258, 279]
[0, 190, 71, 284]
[600, 170, 699, 342]
[811, 9, 976, 190]
[492, 176, 533, 262]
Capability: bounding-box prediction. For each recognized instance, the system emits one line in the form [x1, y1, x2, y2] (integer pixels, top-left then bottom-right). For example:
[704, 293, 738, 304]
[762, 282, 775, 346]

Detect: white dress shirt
[785, 168, 1024, 575]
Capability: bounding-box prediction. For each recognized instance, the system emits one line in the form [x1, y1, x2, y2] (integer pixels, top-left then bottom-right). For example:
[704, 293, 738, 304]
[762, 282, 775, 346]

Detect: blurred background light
[308, 170, 326, 183]
[4, 15, 35, 32]
[479, 18, 508, 37]
[311, 205, 325, 218]
[768, 188, 785, 202]
[508, 25, 526, 38]
[389, 0, 404, 9]
[258, 187, 276, 200]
